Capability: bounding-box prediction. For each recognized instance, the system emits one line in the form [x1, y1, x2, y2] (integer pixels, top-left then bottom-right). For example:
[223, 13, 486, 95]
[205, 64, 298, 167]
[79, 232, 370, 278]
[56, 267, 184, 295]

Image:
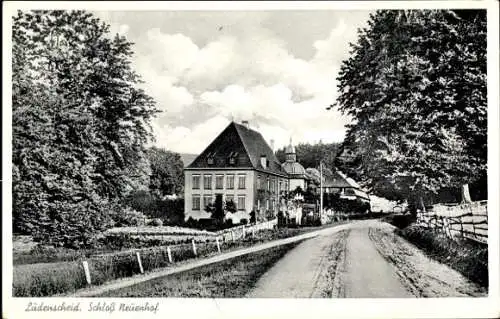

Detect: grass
[12, 221, 347, 297]
[97, 241, 301, 297]
[396, 224, 488, 288]
[13, 261, 87, 297]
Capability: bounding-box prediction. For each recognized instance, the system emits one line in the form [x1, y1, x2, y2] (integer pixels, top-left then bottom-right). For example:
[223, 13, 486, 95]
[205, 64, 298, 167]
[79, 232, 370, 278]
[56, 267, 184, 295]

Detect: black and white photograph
[2, 1, 499, 318]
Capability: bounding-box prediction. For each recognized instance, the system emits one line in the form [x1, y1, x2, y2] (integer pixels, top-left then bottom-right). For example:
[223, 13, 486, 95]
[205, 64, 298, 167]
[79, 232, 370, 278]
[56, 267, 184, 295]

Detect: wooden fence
[216, 218, 277, 242]
[416, 200, 488, 244]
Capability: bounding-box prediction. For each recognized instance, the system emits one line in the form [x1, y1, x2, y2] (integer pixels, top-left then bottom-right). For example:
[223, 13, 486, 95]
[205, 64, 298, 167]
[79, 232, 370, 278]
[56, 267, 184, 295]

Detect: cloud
[152, 115, 230, 154]
[97, 12, 369, 153]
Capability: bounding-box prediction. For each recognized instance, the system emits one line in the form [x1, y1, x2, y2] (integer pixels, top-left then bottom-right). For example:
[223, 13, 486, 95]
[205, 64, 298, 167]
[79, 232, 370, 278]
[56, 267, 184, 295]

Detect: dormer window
[228, 151, 238, 165]
[260, 155, 267, 169]
[207, 152, 216, 165]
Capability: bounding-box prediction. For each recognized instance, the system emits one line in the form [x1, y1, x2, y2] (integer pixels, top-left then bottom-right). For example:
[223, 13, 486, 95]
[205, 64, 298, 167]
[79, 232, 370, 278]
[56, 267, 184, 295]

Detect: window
[257, 199, 261, 210]
[207, 152, 216, 165]
[203, 174, 212, 189]
[267, 177, 270, 191]
[203, 195, 213, 209]
[279, 181, 282, 192]
[192, 195, 201, 210]
[270, 179, 275, 193]
[192, 175, 200, 189]
[237, 195, 246, 211]
[226, 175, 234, 189]
[257, 175, 261, 190]
[238, 174, 246, 189]
[215, 175, 224, 189]
[228, 151, 238, 165]
[272, 200, 275, 212]
[266, 199, 269, 210]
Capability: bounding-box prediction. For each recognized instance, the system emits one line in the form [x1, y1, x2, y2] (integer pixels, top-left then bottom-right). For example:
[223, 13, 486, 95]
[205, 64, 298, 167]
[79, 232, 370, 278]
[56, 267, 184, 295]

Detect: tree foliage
[146, 146, 184, 198]
[12, 10, 159, 247]
[275, 142, 340, 171]
[332, 10, 486, 205]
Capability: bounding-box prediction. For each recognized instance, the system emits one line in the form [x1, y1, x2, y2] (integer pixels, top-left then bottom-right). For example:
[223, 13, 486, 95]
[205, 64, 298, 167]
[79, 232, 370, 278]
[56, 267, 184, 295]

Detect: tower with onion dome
[281, 139, 307, 192]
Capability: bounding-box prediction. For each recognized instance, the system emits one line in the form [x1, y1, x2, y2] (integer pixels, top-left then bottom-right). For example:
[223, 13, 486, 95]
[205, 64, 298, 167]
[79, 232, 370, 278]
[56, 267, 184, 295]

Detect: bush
[150, 218, 163, 227]
[224, 219, 233, 228]
[389, 213, 415, 229]
[18, 200, 126, 249]
[125, 191, 185, 225]
[265, 210, 275, 221]
[240, 218, 248, 225]
[111, 207, 147, 227]
[249, 211, 256, 224]
[197, 218, 218, 231]
[398, 225, 488, 287]
[184, 217, 198, 229]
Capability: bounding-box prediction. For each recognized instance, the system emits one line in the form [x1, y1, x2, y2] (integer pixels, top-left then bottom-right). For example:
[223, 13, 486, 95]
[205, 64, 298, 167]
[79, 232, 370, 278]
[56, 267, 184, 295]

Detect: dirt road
[247, 220, 486, 298]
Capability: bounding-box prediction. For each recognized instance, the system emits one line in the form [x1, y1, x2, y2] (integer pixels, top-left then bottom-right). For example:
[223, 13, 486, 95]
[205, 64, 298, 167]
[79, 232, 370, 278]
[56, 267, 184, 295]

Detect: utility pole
[320, 161, 323, 224]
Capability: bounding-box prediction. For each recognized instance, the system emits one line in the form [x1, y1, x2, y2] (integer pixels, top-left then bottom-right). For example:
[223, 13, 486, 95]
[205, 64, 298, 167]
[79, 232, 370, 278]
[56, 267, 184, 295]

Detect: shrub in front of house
[224, 219, 234, 228]
[124, 191, 185, 226]
[149, 218, 163, 226]
[249, 211, 256, 224]
[110, 207, 147, 227]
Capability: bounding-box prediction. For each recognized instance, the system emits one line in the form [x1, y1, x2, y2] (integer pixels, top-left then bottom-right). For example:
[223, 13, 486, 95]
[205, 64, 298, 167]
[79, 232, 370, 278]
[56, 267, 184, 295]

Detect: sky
[94, 10, 373, 154]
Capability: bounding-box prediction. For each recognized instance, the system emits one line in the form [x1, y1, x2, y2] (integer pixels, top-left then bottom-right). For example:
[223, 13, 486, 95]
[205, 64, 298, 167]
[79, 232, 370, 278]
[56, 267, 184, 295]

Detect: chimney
[270, 139, 275, 152]
[260, 155, 267, 168]
[241, 120, 249, 129]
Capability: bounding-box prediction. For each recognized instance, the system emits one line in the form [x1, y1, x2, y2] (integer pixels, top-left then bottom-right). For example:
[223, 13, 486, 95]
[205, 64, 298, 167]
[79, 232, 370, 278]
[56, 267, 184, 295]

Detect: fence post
[216, 237, 221, 253]
[242, 227, 246, 239]
[252, 227, 255, 239]
[82, 260, 91, 285]
[231, 230, 235, 241]
[167, 246, 173, 263]
[136, 252, 144, 274]
[460, 217, 464, 238]
[192, 239, 197, 256]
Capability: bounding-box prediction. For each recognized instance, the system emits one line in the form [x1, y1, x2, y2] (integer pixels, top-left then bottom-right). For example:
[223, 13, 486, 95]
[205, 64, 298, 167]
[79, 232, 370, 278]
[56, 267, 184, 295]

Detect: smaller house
[321, 170, 370, 202]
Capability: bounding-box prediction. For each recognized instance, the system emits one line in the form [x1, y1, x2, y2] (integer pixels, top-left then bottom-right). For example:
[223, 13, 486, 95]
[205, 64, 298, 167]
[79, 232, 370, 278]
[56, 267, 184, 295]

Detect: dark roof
[179, 153, 198, 167]
[186, 122, 287, 176]
[282, 161, 306, 177]
[323, 170, 360, 188]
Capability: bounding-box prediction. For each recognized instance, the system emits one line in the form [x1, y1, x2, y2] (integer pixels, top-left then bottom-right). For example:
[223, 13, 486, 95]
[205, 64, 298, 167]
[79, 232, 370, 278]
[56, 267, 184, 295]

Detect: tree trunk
[419, 196, 426, 213]
[461, 184, 472, 203]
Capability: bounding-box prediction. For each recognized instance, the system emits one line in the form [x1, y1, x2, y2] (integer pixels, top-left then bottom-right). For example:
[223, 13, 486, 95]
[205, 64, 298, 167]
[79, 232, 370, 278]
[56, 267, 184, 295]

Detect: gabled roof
[186, 122, 286, 176]
[323, 170, 361, 188]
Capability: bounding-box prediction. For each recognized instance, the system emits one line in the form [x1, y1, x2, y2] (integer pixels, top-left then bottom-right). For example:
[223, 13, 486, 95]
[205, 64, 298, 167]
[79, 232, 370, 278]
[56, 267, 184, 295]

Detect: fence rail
[216, 218, 277, 241]
[416, 201, 488, 244]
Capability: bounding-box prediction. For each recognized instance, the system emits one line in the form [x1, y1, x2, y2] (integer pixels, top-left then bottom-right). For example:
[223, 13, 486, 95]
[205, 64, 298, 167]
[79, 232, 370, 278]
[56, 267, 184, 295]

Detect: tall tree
[276, 142, 340, 171]
[12, 10, 159, 247]
[147, 147, 184, 198]
[332, 10, 486, 207]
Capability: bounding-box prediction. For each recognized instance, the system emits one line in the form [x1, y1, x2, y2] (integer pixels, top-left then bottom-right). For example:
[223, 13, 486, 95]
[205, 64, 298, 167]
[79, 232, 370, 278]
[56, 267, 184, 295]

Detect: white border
[3, 2, 499, 319]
